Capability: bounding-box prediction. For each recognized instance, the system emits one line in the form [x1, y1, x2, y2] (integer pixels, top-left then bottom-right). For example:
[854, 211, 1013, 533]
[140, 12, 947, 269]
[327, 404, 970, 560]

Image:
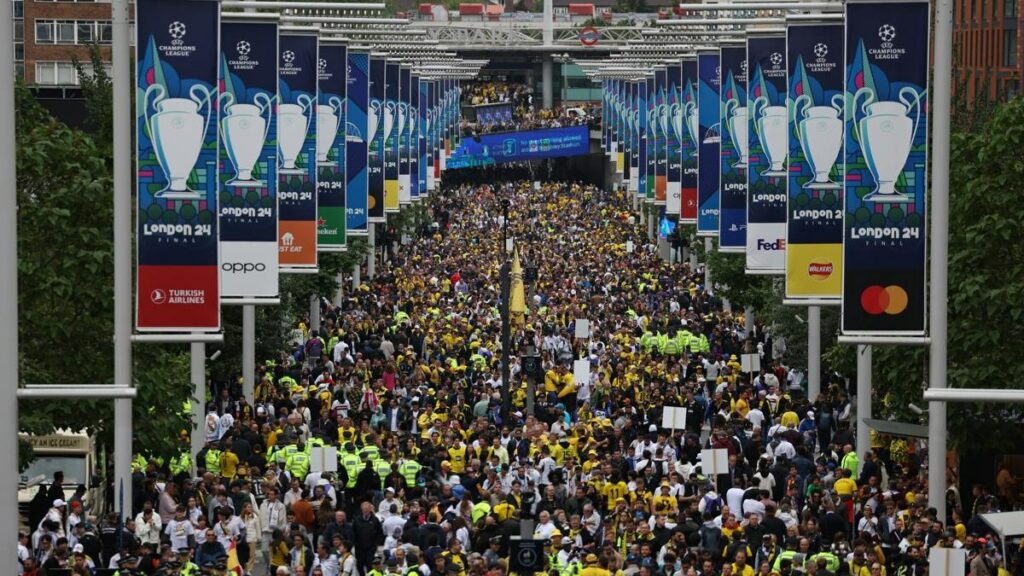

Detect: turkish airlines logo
[150, 289, 167, 305]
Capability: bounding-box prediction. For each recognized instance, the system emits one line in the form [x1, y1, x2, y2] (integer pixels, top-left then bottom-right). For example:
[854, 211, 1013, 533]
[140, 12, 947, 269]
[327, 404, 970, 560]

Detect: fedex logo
[757, 238, 786, 251]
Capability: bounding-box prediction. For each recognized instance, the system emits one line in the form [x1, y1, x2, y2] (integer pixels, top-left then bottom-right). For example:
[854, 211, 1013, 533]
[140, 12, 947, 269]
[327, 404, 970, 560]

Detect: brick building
[954, 0, 1022, 104]
[17, 0, 115, 86]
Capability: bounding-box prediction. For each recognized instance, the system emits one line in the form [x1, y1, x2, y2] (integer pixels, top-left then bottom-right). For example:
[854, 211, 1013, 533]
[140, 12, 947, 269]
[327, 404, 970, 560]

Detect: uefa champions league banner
[384, 62, 400, 213]
[345, 50, 369, 236]
[666, 64, 682, 217]
[398, 67, 412, 205]
[410, 74, 421, 201]
[746, 34, 788, 273]
[136, 0, 220, 331]
[653, 69, 667, 205]
[277, 30, 318, 271]
[418, 78, 428, 197]
[426, 80, 436, 191]
[219, 16, 279, 301]
[316, 41, 347, 252]
[719, 42, 747, 253]
[786, 22, 845, 300]
[680, 58, 699, 224]
[367, 57, 385, 222]
[629, 81, 639, 195]
[697, 52, 720, 236]
[640, 79, 650, 201]
[615, 79, 624, 175]
[843, 0, 929, 335]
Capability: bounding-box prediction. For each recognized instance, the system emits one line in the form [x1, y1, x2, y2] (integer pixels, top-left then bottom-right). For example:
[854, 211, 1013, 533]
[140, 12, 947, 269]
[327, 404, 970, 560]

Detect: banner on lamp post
[719, 41, 747, 253]
[426, 80, 436, 192]
[367, 57, 385, 222]
[642, 79, 653, 202]
[219, 16, 279, 300]
[277, 30, 318, 271]
[746, 33, 788, 273]
[697, 51, 720, 236]
[345, 50, 369, 236]
[410, 74, 421, 202]
[615, 79, 624, 175]
[666, 64, 682, 217]
[135, 0, 221, 331]
[398, 66, 412, 205]
[316, 41, 347, 252]
[384, 62, 400, 213]
[786, 21, 845, 300]
[653, 68, 667, 205]
[680, 58, 699, 224]
[630, 81, 640, 196]
[842, 0, 929, 336]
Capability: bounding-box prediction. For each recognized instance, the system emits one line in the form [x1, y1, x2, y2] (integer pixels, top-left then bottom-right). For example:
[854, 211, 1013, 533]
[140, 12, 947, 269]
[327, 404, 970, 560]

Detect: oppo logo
[222, 262, 266, 273]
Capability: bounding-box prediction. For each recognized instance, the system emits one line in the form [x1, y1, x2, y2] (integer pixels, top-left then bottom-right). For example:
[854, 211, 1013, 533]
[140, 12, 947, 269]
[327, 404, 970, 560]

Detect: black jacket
[353, 513, 384, 550]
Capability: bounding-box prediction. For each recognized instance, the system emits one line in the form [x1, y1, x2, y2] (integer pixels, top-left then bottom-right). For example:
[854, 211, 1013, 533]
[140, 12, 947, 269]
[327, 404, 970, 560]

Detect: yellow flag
[510, 248, 527, 317]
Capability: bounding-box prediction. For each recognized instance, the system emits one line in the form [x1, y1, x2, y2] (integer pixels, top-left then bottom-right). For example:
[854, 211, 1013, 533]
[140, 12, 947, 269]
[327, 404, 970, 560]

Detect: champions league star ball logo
[879, 24, 897, 45]
[318, 58, 327, 72]
[282, 50, 296, 68]
[168, 21, 186, 45]
[770, 52, 783, 68]
[814, 42, 829, 60]
[740, 60, 748, 76]
[236, 40, 250, 61]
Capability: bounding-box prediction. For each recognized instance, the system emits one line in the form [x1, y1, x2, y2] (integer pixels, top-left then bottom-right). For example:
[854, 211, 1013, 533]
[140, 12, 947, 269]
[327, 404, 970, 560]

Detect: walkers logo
[757, 238, 785, 251]
[808, 261, 834, 280]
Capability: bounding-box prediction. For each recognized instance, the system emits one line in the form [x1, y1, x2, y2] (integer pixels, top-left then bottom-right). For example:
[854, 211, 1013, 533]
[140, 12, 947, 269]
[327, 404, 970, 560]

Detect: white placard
[661, 407, 687, 430]
[310, 446, 338, 473]
[573, 359, 591, 386]
[626, 240, 635, 253]
[700, 448, 729, 475]
[574, 319, 590, 339]
[928, 547, 966, 576]
[741, 353, 760, 373]
[534, 181, 541, 191]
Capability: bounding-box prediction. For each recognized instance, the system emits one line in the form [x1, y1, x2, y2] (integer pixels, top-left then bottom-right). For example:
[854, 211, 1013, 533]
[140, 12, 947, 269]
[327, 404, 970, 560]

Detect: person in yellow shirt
[834, 468, 858, 497]
[651, 483, 678, 516]
[731, 551, 755, 576]
[219, 444, 240, 481]
[579, 554, 612, 576]
[602, 475, 628, 512]
[447, 440, 468, 473]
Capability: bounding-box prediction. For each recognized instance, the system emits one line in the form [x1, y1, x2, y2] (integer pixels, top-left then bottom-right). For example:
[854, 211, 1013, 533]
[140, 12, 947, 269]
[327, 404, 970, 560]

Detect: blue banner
[277, 32, 318, 269]
[746, 34, 788, 273]
[786, 22, 845, 299]
[630, 81, 639, 194]
[384, 62, 399, 212]
[345, 51, 369, 235]
[653, 70, 666, 205]
[842, 0, 929, 335]
[641, 79, 651, 201]
[398, 66, 411, 205]
[367, 57, 385, 222]
[681, 58, 699, 224]
[219, 17, 279, 299]
[317, 41, 347, 252]
[427, 80, 436, 191]
[410, 74, 421, 201]
[666, 64, 682, 216]
[719, 43, 748, 252]
[446, 125, 590, 170]
[697, 52, 721, 236]
[136, 0, 220, 330]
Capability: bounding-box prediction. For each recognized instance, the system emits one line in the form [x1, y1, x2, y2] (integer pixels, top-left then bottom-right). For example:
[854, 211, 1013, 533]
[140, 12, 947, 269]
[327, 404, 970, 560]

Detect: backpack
[702, 493, 722, 517]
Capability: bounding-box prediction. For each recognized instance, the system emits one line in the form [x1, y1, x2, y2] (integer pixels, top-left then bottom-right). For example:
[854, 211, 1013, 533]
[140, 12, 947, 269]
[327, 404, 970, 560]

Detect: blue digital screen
[659, 215, 676, 238]
[447, 125, 590, 169]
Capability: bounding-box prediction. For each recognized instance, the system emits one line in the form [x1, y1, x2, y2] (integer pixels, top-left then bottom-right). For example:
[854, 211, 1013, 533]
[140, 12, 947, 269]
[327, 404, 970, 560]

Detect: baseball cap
[53, 499, 66, 507]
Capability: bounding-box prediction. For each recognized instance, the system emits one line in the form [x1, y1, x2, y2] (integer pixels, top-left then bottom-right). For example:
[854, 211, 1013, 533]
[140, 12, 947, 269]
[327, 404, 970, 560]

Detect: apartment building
[17, 0, 114, 87]
[954, 0, 1022, 104]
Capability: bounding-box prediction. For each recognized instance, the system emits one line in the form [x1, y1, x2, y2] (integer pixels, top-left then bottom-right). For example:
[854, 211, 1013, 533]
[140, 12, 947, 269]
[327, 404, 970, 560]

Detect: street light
[500, 199, 512, 423]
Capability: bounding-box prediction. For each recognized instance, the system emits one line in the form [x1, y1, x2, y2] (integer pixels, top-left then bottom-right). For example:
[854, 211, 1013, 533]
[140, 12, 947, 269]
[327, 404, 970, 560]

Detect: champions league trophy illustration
[658, 103, 671, 145]
[368, 99, 383, 150]
[683, 101, 699, 156]
[852, 86, 922, 202]
[670, 102, 684, 148]
[397, 102, 407, 144]
[752, 96, 789, 177]
[794, 93, 844, 190]
[144, 83, 213, 199]
[383, 100, 396, 148]
[278, 93, 313, 175]
[647, 106, 660, 141]
[220, 92, 273, 187]
[408, 106, 418, 141]
[724, 98, 749, 170]
[317, 96, 344, 165]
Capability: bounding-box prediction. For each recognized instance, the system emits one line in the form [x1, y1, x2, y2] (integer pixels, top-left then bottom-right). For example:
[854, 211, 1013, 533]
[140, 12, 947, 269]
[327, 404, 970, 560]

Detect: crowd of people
[459, 80, 599, 134]
[18, 180, 1018, 576]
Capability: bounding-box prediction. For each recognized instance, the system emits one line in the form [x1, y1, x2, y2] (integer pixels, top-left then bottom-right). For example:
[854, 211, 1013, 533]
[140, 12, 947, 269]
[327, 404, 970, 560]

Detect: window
[98, 21, 112, 44]
[56, 20, 75, 44]
[1007, 0, 1018, 18]
[35, 61, 78, 86]
[35, 20, 53, 43]
[76, 21, 93, 43]
[13, 0, 22, 18]
[1005, 29, 1018, 67]
[13, 20, 23, 42]
[15, 44, 24, 61]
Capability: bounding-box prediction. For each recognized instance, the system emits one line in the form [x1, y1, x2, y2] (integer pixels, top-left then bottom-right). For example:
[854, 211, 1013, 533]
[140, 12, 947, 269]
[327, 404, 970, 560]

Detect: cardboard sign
[573, 359, 591, 386]
[928, 547, 965, 576]
[310, 446, 338, 473]
[741, 353, 761, 373]
[574, 319, 590, 339]
[700, 448, 729, 475]
[661, 407, 687, 430]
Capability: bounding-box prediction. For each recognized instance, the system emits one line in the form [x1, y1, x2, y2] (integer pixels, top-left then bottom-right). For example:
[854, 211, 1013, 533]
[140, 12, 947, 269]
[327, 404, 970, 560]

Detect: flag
[510, 248, 526, 319]
[226, 539, 243, 575]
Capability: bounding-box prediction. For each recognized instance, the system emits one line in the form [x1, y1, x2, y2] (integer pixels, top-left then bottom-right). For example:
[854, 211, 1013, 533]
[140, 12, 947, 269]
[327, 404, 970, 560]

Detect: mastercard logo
[861, 285, 909, 315]
[808, 261, 833, 280]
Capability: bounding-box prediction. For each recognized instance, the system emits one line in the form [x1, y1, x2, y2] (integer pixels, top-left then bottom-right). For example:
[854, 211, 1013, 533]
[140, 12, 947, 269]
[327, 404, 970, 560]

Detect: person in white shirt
[164, 506, 195, 552]
[533, 511, 557, 539]
[213, 508, 242, 549]
[259, 488, 288, 554]
[135, 503, 163, 546]
[333, 340, 351, 365]
[378, 489, 402, 519]
[314, 542, 341, 576]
